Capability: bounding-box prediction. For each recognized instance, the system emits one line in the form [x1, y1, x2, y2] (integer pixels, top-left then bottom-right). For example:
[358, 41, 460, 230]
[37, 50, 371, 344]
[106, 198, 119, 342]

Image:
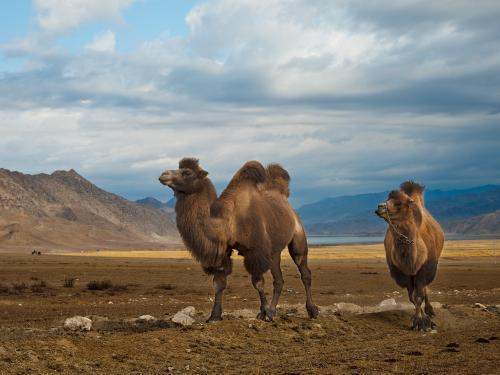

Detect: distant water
[307, 233, 496, 246]
[307, 235, 384, 246]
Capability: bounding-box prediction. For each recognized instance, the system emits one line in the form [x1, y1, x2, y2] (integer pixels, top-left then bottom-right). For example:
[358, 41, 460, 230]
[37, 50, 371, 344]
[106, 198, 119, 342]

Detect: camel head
[375, 190, 422, 227]
[159, 158, 208, 194]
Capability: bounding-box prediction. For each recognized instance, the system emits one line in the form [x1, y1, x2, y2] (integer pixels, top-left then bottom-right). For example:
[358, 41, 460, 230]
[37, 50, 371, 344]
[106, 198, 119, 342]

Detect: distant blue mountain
[297, 185, 500, 235]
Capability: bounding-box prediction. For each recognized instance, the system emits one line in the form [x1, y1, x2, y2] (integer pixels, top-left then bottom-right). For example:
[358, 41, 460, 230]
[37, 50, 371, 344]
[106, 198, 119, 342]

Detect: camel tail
[266, 164, 290, 197]
[400, 180, 425, 204]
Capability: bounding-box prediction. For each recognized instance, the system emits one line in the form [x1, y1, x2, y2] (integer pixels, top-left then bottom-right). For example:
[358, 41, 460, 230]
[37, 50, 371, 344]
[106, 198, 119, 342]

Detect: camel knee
[299, 266, 312, 285]
[213, 273, 227, 293]
[251, 274, 265, 290]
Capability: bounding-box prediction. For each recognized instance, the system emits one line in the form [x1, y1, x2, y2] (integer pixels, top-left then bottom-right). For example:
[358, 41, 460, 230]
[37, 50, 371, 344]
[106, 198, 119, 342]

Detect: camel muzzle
[375, 203, 387, 217]
[158, 171, 177, 187]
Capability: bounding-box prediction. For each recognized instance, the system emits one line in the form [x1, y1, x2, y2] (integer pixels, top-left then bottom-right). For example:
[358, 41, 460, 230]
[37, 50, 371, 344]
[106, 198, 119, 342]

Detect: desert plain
[0, 239, 498, 374]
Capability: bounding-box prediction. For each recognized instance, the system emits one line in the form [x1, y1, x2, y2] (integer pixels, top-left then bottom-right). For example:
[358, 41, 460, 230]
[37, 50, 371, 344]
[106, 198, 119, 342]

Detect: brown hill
[0, 168, 179, 251]
[448, 211, 500, 235]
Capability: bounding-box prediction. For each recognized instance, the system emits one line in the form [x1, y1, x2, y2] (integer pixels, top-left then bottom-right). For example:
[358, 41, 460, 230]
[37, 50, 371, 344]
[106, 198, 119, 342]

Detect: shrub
[87, 280, 113, 291]
[0, 283, 11, 294]
[110, 284, 128, 292]
[155, 283, 176, 290]
[12, 282, 28, 294]
[63, 277, 76, 288]
[30, 280, 48, 293]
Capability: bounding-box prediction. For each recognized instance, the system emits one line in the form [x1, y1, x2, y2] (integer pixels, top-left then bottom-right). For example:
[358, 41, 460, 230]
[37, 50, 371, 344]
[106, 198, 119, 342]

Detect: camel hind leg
[243, 251, 272, 321]
[267, 251, 284, 320]
[288, 234, 319, 318]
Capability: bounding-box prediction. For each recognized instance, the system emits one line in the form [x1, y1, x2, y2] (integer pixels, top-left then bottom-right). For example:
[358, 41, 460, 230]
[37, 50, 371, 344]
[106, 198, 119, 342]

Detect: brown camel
[159, 158, 318, 322]
[375, 181, 444, 331]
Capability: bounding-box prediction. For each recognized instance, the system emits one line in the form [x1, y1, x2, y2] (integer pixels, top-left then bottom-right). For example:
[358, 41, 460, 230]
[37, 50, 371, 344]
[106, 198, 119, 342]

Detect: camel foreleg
[410, 277, 436, 331]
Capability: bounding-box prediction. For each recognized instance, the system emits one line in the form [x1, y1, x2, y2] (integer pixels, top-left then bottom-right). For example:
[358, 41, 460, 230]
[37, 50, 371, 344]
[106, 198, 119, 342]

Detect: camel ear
[198, 169, 208, 178]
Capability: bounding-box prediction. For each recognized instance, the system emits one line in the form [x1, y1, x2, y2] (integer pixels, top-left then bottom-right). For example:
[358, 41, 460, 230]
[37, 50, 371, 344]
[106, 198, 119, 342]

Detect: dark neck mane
[174, 179, 227, 269]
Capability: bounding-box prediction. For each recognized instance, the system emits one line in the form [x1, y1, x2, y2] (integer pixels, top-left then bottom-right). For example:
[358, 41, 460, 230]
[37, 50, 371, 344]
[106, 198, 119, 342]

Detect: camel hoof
[307, 304, 319, 319]
[256, 308, 275, 322]
[411, 315, 435, 332]
[206, 315, 223, 323]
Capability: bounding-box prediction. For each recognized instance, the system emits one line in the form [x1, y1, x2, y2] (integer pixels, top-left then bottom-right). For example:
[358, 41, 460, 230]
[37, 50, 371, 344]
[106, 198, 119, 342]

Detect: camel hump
[266, 164, 290, 197]
[232, 161, 267, 185]
[400, 180, 425, 203]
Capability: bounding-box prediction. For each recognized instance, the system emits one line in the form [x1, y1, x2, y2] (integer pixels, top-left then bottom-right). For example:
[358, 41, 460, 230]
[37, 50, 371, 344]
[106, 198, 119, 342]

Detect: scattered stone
[485, 305, 500, 314]
[64, 316, 92, 331]
[333, 302, 363, 314]
[172, 311, 195, 326]
[87, 315, 109, 330]
[378, 298, 397, 307]
[179, 306, 196, 317]
[473, 303, 487, 309]
[137, 315, 156, 322]
[248, 323, 259, 332]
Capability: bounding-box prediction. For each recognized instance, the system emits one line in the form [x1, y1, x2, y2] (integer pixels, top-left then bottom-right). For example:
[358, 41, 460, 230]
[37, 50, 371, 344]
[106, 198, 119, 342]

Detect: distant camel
[375, 181, 444, 331]
[159, 158, 318, 322]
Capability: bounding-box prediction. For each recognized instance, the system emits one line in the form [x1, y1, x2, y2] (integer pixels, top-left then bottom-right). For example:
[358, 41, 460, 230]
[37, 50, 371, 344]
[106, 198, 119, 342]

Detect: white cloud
[34, 0, 134, 33]
[85, 30, 116, 53]
[1, 0, 500, 203]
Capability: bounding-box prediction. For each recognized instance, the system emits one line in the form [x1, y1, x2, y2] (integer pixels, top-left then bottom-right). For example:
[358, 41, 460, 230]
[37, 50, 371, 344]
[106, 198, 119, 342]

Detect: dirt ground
[0, 240, 498, 374]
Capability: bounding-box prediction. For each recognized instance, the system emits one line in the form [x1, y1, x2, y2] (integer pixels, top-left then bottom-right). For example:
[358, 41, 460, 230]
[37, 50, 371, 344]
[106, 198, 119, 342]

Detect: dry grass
[60, 239, 500, 260]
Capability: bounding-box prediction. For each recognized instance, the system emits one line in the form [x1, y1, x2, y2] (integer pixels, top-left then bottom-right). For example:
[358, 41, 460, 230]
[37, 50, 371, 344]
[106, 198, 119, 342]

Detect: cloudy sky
[1, 0, 499, 205]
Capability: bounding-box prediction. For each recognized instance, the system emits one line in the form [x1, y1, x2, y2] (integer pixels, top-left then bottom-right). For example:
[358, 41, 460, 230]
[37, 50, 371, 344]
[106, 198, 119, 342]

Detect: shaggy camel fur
[376, 181, 444, 331]
[159, 158, 318, 322]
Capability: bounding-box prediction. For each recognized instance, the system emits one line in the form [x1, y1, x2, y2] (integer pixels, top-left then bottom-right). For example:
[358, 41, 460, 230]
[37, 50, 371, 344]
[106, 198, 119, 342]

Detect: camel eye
[181, 170, 192, 177]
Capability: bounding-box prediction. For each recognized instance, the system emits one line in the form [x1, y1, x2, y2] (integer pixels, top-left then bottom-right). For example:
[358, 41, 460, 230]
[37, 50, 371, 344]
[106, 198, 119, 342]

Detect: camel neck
[174, 180, 226, 268]
[391, 221, 420, 274]
[175, 179, 216, 229]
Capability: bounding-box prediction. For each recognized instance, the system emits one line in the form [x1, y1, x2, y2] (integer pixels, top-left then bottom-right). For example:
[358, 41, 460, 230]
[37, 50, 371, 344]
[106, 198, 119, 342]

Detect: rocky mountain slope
[0, 168, 179, 250]
[135, 197, 175, 220]
[298, 185, 500, 235]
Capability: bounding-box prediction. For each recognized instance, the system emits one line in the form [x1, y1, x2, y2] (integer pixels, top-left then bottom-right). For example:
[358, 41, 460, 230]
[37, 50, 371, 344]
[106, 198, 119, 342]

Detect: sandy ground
[0, 240, 498, 374]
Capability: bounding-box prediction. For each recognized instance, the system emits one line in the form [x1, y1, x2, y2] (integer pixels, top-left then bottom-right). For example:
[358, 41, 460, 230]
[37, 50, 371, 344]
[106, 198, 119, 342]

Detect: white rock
[473, 303, 487, 309]
[179, 306, 196, 317]
[378, 298, 397, 307]
[172, 312, 195, 326]
[137, 315, 156, 322]
[333, 302, 363, 314]
[64, 316, 92, 331]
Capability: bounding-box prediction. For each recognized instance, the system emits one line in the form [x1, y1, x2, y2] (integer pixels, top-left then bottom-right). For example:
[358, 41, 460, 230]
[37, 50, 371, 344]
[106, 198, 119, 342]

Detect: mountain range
[0, 168, 179, 250]
[297, 185, 500, 235]
[1, 166, 497, 251]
